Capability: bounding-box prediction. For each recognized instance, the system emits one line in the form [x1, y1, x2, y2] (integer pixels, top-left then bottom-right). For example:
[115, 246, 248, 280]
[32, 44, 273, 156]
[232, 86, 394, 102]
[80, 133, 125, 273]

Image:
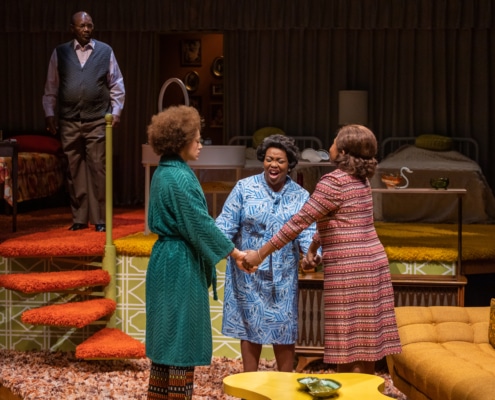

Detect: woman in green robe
[145, 105, 247, 399]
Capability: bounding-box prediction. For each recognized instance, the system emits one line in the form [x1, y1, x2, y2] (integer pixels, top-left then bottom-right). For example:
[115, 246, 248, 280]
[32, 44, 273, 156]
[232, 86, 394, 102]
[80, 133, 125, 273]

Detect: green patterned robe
[146, 156, 234, 366]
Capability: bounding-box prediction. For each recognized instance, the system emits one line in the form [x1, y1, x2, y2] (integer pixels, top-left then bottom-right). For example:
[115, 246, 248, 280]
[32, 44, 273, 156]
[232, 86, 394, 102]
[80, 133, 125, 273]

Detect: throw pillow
[489, 298, 495, 348]
[252, 127, 285, 148]
[10, 135, 62, 155]
[415, 134, 453, 151]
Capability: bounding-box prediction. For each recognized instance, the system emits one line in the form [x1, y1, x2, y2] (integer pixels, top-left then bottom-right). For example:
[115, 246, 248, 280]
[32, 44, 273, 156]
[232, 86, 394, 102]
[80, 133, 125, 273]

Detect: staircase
[0, 258, 145, 360]
[0, 115, 145, 360]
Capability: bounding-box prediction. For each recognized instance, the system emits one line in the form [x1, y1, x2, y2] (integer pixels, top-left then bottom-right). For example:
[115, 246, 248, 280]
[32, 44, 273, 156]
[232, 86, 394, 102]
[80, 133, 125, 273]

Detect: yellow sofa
[387, 306, 495, 400]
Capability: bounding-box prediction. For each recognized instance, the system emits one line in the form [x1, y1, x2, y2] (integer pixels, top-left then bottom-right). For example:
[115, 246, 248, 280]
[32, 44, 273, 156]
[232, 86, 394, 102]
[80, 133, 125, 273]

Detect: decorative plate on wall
[211, 56, 224, 77]
[183, 71, 200, 92]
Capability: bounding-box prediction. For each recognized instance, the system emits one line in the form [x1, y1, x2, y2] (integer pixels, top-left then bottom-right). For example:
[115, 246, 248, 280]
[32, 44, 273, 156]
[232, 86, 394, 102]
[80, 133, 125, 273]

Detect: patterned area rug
[0, 350, 406, 399]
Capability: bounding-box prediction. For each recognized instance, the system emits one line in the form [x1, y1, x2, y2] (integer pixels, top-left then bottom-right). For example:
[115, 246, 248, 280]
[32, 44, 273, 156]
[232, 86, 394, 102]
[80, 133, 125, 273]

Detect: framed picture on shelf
[181, 39, 201, 66]
[210, 103, 223, 128]
[183, 71, 199, 92]
[211, 83, 223, 97]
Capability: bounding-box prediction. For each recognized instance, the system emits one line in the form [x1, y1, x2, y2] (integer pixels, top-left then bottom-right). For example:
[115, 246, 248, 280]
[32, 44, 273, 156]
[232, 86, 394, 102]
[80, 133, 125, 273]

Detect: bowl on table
[306, 378, 342, 398]
[430, 177, 449, 189]
[381, 173, 403, 189]
[297, 376, 320, 389]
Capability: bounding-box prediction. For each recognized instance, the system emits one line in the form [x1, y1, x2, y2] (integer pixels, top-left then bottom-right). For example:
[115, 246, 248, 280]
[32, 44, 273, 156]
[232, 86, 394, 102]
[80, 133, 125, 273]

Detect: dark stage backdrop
[1, 0, 494, 205]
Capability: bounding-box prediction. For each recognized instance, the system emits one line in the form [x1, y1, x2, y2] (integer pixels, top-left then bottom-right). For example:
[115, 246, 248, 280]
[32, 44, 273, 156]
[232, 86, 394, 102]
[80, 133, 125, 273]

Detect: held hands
[242, 249, 263, 271]
[231, 248, 256, 274]
[303, 246, 322, 271]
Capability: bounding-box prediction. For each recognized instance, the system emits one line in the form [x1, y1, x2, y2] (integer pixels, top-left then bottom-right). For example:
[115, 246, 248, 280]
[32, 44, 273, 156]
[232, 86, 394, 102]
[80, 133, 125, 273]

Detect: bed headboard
[380, 137, 479, 163]
[228, 135, 323, 150]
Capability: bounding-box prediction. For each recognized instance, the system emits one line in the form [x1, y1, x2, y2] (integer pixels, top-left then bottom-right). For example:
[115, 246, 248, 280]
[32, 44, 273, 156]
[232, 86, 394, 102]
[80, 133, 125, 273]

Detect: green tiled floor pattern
[1, 255, 454, 356]
[389, 260, 455, 276]
[0, 256, 275, 359]
[0, 256, 103, 351]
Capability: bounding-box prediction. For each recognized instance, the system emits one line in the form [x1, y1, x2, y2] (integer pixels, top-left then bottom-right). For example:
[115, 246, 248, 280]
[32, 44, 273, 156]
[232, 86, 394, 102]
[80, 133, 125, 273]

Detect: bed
[371, 136, 495, 224]
[371, 135, 495, 306]
[0, 133, 67, 231]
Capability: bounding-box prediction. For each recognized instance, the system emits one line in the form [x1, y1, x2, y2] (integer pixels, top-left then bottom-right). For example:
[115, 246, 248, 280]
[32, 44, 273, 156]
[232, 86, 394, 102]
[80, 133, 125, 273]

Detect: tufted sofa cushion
[387, 306, 495, 400]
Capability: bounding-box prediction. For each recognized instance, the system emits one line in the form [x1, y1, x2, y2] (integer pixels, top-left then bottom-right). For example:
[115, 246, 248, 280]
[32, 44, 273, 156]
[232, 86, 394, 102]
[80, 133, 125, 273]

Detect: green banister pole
[103, 113, 116, 328]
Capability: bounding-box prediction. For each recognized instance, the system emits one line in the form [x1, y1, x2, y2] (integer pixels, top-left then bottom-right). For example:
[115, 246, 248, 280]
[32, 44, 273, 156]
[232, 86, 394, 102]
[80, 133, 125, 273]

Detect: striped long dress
[270, 169, 402, 364]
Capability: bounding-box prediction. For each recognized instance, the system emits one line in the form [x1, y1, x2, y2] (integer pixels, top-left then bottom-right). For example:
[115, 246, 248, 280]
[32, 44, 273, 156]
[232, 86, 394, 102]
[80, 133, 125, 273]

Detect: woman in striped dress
[244, 124, 402, 374]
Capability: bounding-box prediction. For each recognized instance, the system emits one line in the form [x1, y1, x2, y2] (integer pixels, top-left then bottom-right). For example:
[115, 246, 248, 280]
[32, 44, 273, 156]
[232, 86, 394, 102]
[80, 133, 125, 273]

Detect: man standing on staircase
[42, 11, 125, 233]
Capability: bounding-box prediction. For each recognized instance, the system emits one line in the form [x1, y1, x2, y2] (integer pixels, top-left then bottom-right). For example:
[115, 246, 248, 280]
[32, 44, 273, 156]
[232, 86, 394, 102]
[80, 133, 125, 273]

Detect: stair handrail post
[104, 113, 117, 328]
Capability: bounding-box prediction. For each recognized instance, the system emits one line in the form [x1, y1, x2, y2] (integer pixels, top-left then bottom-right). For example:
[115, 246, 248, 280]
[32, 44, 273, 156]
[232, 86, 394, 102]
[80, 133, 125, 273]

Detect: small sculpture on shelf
[381, 166, 413, 189]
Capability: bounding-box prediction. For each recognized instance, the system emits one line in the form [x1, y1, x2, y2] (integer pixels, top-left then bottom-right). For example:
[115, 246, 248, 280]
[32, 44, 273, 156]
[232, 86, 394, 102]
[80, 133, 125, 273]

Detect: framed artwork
[183, 71, 199, 92]
[210, 103, 223, 128]
[211, 83, 223, 97]
[181, 39, 202, 66]
[211, 56, 224, 77]
[189, 96, 202, 113]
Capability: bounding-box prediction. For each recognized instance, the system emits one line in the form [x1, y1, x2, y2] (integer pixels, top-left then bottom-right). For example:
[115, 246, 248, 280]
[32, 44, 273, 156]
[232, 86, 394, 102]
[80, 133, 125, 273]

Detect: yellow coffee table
[223, 371, 389, 399]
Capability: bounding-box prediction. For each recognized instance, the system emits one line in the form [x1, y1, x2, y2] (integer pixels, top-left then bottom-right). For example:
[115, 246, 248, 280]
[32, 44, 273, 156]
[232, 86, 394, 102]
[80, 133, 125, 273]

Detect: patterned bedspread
[0, 152, 65, 206]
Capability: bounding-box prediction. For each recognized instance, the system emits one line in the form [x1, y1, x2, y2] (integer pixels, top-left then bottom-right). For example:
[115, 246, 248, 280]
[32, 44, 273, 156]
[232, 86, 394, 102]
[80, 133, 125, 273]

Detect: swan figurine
[396, 166, 413, 189]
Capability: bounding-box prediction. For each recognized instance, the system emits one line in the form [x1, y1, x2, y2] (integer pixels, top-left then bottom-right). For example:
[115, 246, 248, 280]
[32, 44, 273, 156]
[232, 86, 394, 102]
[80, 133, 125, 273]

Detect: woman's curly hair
[256, 134, 300, 170]
[332, 124, 378, 179]
[147, 105, 201, 156]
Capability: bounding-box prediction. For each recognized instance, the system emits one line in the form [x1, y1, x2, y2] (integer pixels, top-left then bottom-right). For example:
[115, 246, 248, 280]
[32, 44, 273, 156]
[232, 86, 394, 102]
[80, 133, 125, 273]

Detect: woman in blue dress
[216, 135, 317, 372]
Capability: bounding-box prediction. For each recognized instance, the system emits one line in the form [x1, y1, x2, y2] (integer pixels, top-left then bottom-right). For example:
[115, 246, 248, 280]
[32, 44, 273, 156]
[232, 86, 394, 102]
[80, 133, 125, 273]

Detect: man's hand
[112, 114, 120, 128]
[45, 116, 57, 135]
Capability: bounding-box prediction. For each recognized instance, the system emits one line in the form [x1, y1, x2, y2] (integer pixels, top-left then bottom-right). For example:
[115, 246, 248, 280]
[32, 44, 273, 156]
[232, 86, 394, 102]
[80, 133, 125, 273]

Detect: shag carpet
[0, 350, 406, 400]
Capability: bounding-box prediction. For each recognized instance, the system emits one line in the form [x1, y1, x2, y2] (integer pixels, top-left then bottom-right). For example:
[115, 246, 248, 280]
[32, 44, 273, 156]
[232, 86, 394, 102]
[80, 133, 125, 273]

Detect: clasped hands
[232, 248, 322, 274]
[231, 249, 259, 274]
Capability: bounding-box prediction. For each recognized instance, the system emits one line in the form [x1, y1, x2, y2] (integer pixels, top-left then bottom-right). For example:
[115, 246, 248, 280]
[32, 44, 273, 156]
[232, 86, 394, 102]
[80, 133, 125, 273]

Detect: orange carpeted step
[0, 269, 110, 293]
[75, 327, 146, 359]
[21, 298, 116, 328]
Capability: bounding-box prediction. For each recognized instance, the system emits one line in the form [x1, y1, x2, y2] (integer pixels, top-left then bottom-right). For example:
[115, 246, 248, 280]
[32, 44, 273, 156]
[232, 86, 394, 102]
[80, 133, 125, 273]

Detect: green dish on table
[307, 378, 342, 398]
[297, 376, 320, 389]
[297, 377, 341, 397]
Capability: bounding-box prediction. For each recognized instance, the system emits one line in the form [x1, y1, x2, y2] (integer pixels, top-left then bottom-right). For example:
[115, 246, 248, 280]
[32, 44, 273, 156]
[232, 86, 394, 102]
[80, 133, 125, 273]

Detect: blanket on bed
[0, 152, 65, 205]
[371, 145, 495, 223]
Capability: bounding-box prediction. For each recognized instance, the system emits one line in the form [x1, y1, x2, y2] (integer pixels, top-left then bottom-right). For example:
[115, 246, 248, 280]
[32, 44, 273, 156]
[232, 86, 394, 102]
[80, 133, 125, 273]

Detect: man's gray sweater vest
[56, 40, 112, 121]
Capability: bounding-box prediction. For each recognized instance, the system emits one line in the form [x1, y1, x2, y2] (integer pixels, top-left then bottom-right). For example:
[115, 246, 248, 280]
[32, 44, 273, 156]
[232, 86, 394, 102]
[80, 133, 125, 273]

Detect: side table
[0, 141, 18, 232]
[223, 371, 389, 399]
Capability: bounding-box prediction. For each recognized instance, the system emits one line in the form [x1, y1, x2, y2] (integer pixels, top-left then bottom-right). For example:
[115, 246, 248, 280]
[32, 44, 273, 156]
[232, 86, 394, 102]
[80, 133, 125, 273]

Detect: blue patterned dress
[216, 173, 316, 344]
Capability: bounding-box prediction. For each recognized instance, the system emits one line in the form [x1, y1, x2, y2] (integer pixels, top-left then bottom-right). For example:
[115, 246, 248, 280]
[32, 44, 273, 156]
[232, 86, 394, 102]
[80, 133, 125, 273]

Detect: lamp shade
[338, 90, 368, 125]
